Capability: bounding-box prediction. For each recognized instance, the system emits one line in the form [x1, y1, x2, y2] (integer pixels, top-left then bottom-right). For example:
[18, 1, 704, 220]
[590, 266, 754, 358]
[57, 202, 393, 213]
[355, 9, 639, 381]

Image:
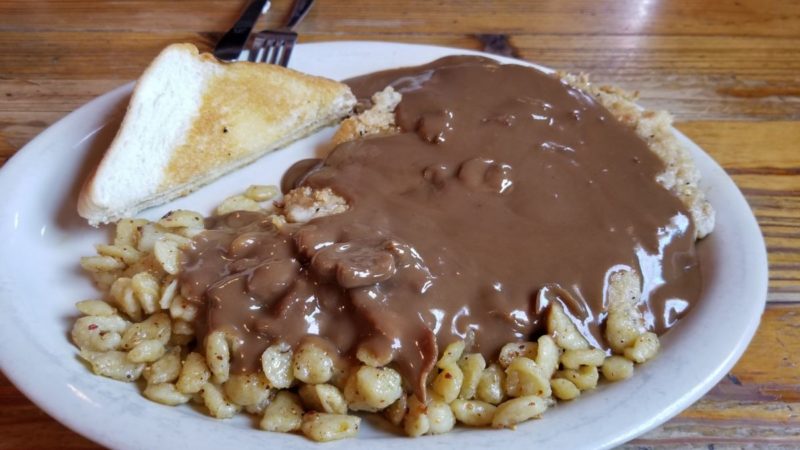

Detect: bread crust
[79, 43, 356, 226]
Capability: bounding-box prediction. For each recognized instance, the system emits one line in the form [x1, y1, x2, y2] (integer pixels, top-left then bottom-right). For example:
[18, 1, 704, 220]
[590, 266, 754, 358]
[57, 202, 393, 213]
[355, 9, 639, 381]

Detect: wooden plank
[0, 373, 97, 449]
[510, 35, 800, 121]
[629, 304, 800, 447]
[1, 0, 799, 37]
[678, 122, 800, 302]
[0, 32, 478, 80]
[729, 305, 800, 386]
[0, 111, 66, 164]
[0, 32, 797, 122]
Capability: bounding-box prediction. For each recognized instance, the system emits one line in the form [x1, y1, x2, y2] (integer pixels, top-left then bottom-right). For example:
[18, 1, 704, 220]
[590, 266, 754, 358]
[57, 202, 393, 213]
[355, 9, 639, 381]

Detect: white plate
[0, 42, 768, 450]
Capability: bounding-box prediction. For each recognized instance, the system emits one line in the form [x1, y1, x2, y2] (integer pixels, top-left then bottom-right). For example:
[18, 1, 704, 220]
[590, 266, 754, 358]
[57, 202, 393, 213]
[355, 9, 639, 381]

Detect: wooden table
[1, 1, 798, 448]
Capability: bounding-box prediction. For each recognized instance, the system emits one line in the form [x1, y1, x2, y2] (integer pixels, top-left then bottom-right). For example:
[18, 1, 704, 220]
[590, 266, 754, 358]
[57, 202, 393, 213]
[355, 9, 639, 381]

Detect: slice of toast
[78, 43, 355, 226]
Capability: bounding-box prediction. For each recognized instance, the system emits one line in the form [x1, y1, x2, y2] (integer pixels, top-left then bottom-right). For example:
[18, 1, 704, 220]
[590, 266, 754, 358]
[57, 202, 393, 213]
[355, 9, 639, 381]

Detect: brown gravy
[179, 56, 701, 397]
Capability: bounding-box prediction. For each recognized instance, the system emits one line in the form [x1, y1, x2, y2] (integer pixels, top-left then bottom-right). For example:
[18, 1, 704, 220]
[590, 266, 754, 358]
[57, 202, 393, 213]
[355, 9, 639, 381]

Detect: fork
[214, 0, 271, 62]
[247, 0, 316, 66]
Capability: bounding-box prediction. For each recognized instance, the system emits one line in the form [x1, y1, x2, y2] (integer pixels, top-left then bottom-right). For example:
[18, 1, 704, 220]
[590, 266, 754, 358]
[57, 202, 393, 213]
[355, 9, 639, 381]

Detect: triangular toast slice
[78, 43, 355, 225]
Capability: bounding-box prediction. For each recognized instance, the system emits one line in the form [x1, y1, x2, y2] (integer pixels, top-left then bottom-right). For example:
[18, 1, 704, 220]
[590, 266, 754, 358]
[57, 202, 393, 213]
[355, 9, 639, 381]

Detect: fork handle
[214, 0, 271, 61]
[284, 0, 315, 30]
[233, 0, 271, 31]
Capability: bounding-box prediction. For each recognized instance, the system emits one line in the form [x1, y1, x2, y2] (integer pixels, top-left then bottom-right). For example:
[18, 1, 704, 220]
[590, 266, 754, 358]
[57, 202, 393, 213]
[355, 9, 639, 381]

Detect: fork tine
[272, 45, 284, 66]
[259, 38, 274, 63]
[253, 45, 264, 63]
[248, 35, 263, 62]
[247, 32, 298, 66]
[278, 41, 294, 67]
[259, 36, 275, 62]
[268, 42, 282, 65]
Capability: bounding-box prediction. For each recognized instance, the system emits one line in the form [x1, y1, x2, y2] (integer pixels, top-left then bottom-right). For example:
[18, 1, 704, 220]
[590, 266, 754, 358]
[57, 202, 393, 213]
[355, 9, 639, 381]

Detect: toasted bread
[78, 43, 356, 225]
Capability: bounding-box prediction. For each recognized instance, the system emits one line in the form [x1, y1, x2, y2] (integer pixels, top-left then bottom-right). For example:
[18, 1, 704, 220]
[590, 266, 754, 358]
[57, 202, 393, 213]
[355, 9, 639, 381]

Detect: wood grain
[630, 305, 800, 448]
[0, 0, 798, 448]
[1, 32, 798, 121]
[0, 374, 97, 450]
[677, 121, 800, 302]
[1, 1, 799, 37]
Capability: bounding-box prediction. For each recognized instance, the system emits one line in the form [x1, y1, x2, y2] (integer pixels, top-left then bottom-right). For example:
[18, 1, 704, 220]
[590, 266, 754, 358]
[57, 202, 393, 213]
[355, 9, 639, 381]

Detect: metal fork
[247, 0, 316, 66]
[214, 0, 271, 62]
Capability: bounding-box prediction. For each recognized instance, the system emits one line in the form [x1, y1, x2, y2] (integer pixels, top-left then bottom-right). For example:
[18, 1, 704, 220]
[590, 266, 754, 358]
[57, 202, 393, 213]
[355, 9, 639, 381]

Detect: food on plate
[78, 43, 356, 226]
[72, 53, 714, 442]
